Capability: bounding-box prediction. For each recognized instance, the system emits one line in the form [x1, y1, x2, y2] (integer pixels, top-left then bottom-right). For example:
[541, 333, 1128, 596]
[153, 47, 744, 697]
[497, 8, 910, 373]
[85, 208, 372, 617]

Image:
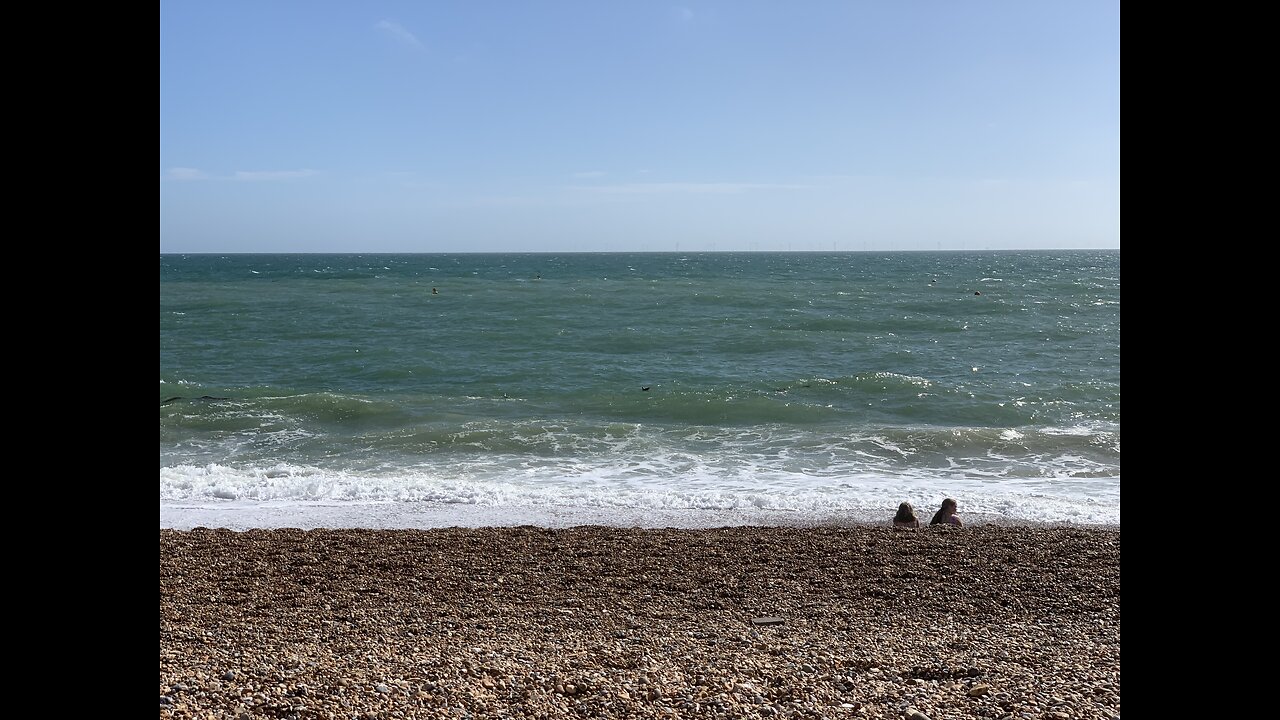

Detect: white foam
[160, 463, 1119, 526]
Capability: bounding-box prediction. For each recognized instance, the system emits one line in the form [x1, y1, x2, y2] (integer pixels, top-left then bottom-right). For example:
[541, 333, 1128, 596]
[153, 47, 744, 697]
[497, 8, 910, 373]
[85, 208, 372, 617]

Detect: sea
[160, 251, 1119, 529]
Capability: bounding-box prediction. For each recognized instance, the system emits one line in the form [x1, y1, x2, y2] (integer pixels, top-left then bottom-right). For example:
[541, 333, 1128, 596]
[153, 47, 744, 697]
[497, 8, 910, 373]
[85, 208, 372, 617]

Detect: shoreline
[159, 501, 1120, 532]
[161, 525, 1120, 719]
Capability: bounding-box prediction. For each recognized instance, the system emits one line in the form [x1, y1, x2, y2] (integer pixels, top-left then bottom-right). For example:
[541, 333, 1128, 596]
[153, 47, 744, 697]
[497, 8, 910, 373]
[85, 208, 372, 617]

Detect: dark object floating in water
[641, 386, 651, 392]
[751, 616, 785, 626]
[974, 291, 981, 295]
[161, 395, 229, 405]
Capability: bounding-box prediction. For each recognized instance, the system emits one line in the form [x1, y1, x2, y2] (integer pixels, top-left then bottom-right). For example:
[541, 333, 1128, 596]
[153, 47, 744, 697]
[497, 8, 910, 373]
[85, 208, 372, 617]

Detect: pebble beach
[159, 525, 1120, 720]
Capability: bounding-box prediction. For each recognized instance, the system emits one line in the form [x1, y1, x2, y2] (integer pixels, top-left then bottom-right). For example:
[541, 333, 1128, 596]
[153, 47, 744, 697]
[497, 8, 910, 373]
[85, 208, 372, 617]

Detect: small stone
[375, 684, 391, 694]
[905, 707, 931, 720]
[222, 670, 237, 682]
[968, 684, 991, 697]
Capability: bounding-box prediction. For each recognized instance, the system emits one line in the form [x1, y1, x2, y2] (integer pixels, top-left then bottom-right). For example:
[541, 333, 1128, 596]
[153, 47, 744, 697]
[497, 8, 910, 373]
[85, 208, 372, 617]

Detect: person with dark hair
[892, 502, 920, 528]
[930, 498, 962, 526]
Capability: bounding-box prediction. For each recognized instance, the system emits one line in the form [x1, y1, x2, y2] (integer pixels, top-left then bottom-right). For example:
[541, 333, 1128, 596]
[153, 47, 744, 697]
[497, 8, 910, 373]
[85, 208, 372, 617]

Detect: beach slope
[160, 525, 1119, 719]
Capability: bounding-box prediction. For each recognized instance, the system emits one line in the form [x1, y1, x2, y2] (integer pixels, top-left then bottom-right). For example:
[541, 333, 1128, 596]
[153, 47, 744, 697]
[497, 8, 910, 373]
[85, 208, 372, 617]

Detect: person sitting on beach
[892, 502, 920, 528]
[930, 498, 962, 526]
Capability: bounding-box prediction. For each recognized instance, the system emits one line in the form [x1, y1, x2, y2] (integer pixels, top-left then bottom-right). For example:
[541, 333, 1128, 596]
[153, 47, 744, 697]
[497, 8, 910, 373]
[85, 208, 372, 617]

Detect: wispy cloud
[234, 169, 320, 181]
[168, 167, 208, 181]
[375, 20, 423, 48]
[573, 182, 807, 195]
[572, 171, 606, 179]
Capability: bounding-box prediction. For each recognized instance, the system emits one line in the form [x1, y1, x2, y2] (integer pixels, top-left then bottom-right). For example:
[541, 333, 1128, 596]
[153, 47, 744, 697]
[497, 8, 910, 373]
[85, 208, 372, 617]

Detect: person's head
[930, 498, 959, 525]
[895, 502, 915, 521]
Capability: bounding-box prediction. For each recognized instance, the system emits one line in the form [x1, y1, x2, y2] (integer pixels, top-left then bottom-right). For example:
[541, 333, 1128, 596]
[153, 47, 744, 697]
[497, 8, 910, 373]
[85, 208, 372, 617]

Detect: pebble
[160, 526, 1120, 719]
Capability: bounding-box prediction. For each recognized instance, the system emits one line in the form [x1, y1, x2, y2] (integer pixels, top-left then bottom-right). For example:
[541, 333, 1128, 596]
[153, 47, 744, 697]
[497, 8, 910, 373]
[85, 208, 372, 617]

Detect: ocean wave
[160, 462, 1119, 525]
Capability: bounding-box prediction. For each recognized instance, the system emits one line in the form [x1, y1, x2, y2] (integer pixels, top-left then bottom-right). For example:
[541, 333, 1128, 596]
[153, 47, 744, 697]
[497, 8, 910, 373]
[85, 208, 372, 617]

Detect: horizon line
[160, 247, 1120, 256]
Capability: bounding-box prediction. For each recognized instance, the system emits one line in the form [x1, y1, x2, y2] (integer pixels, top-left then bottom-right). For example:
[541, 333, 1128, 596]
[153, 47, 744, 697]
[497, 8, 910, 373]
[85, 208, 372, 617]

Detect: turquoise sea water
[160, 251, 1119, 528]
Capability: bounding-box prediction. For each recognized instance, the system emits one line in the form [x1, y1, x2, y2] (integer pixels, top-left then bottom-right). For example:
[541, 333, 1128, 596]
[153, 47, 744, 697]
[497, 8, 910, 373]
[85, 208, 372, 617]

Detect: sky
[159, 2, 1120, 253]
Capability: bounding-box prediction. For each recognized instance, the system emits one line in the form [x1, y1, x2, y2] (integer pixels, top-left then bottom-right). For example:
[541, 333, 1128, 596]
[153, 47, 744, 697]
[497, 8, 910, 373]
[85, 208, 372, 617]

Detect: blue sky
[159, 2, 1120, 253]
